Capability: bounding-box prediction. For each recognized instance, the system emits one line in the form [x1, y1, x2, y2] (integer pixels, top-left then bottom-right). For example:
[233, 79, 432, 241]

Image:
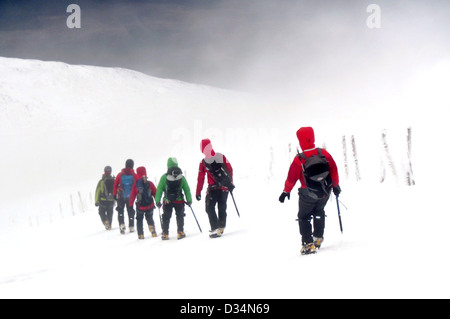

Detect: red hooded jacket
[129, 166, 157, 210]
[284, 127, 339, 193]
[196, 139, 233, 196]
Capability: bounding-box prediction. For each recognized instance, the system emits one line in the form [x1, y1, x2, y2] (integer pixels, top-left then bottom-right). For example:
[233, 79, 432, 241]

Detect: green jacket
[155, 157, 192, 204]
[95, 174, 115, 207]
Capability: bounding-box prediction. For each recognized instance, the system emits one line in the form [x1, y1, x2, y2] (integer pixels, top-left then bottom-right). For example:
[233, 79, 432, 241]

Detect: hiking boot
[314, 237, 324, 249]
[104, 220, 111, 231]
[218, 228, 225, 236]
[177, 231, 186, 240]
[129, 226, 135, 233]
[120, 224, 126, 235]
[149, 226, 157, 238]
[301, 243, 317, 255]
[161, 233, 169, 241]
[138, 234, 145, 240]
[209, 229, 222, 238]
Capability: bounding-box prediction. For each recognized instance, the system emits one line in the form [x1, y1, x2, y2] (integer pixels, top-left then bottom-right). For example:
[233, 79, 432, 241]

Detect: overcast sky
[1, 0, 449, 97]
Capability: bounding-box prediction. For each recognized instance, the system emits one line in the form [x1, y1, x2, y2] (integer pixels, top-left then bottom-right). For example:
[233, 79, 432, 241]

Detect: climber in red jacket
[279, 127, 341, 255]
[129, 166, 157, 240]
[196, 138, 233, 238]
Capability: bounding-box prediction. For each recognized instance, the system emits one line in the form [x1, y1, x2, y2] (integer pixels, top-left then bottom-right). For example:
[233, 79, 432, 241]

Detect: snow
[0, 57, 449, 299]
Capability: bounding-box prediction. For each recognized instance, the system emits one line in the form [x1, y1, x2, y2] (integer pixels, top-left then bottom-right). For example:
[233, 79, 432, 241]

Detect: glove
[156, 202, 162, 209]
[186, 201, 192, 207]
[95, 202, 99, 207]
[333, 185, 341, 197]
[279, 191, 290, 203]
[196, 195, 201, 201]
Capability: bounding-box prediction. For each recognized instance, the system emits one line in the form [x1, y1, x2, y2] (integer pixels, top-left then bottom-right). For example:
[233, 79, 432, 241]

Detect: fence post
[351, 135, 361, 181]
[406, 127, 415, 186]
[381, 129, 398, 182]
[342, 136, 349, 180]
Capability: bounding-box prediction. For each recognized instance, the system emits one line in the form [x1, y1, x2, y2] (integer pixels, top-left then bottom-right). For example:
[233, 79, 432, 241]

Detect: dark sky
[1, 0, 449, 94]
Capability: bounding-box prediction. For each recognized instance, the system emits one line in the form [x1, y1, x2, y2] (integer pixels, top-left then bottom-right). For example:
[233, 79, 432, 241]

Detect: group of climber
[95, 138, 233, 240]
[95, 127, 342, 255]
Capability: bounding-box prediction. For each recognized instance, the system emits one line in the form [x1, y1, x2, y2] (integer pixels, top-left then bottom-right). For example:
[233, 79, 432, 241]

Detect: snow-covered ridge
[0, 57, 249, 132]
[0, 57, 255, 221]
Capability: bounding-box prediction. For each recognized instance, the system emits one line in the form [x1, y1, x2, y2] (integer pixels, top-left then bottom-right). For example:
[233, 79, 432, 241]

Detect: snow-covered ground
[0, 57, 449, 299]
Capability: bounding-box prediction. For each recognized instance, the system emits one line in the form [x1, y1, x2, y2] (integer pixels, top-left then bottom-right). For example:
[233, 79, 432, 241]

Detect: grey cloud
[0, 0, 449, 98]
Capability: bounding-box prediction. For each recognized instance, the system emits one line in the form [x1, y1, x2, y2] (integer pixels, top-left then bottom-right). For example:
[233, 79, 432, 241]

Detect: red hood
[136, 166, 147, 178]
[297, 127, 316, 151]
[201, 138, 216, 159]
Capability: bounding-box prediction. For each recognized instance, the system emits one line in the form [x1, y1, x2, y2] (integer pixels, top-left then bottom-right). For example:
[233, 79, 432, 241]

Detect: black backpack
[103, 176, 115, 201]
[136, 177, 153, 207]
[298, 148, 332, 198]
[203, 157, 234, 191]
[99, 176, 115, 206]
[165, 166, 183, 201]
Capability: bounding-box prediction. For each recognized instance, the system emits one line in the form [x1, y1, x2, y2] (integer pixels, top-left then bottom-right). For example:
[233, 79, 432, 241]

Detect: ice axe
[230, 191, 240, 218]
[157, 206, 163, 230]
[185, 202, 202, 233]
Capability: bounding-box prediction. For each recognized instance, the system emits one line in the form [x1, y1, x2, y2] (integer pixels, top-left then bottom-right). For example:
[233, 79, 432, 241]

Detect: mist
[1, 0, 449, 123]
[2, 1, 450, 299]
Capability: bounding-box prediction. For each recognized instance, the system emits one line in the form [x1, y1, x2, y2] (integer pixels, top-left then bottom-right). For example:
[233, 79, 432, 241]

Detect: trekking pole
[336, 195, 343, 234]
[230, 191, 240, 218]
[158, 206, 163, 230]
[185, 202, 202, 233]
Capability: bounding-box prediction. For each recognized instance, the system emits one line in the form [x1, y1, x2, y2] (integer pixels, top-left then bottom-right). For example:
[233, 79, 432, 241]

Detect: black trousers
[136, 208, 155, 236]
[116, 197, 135, 227]
[162, 202, 185, 234]
[297, 188, 330, 245]
[205, 188, 229, 231]
[98, 205, 114, 226]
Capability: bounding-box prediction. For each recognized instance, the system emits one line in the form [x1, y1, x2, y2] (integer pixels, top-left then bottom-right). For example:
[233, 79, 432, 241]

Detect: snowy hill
[1, 57, 450, 299]
[0, 57, 257, 226]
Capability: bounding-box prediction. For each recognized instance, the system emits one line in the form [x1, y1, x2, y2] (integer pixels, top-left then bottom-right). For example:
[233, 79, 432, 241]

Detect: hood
[136, 166, 147, 178]
[167, 157, 178, 168]
[201, 138, 216, 159]
[297, 127, 316, 151]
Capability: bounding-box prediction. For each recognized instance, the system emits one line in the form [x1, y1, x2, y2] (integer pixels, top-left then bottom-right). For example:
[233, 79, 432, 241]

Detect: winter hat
[104, 166, 112, 174]
[125, 159, 134, 169]
[200, 138, 215, 158]
[167, 157, 178, 168]
[136, 166, 147, 177]
[297, 127, 316, 151]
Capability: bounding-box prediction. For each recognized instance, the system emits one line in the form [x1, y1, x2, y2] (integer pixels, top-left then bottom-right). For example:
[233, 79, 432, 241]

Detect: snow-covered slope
[0, 57, 449, 299]
[0, 57, 257, 226]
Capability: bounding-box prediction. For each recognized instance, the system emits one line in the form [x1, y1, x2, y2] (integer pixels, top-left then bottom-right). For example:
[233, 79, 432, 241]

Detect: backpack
[203, 157, 234, 191]
[103, 176, 115, 201]
[136, 177, 154, 207]
[165, 166, 183, 201]
[120, 174, 134, 199]
[99, 176, 115, 206]
[298, 148, 332, 199]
